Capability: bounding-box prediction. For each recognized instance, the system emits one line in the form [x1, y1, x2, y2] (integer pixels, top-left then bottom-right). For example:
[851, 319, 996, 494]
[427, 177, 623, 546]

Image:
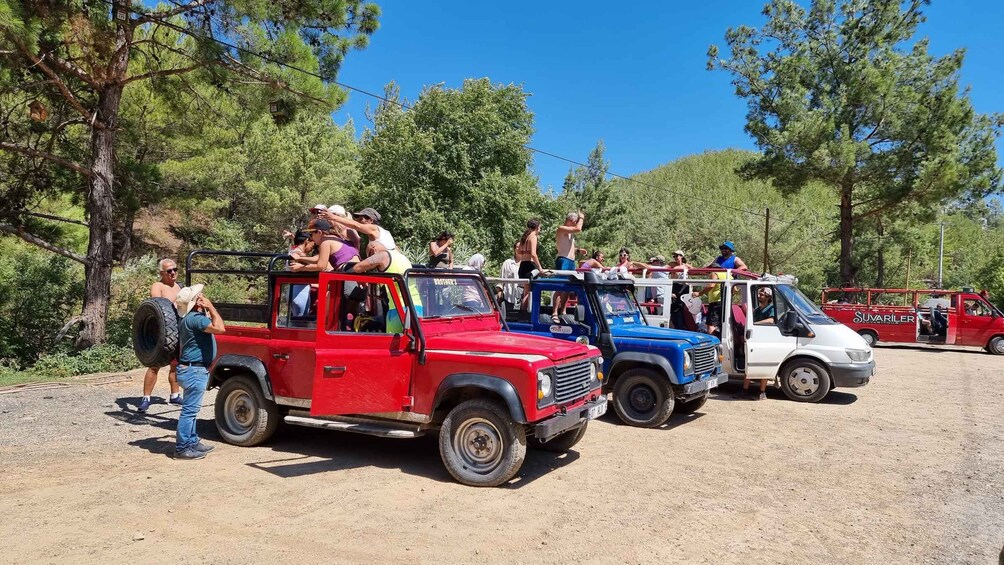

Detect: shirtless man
[552, 212, 585, 321]
[139, 258, 183, 412]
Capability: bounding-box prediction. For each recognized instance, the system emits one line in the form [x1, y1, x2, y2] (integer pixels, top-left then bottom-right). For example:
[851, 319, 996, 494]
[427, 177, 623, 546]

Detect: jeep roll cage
[184, 250, 507, 364]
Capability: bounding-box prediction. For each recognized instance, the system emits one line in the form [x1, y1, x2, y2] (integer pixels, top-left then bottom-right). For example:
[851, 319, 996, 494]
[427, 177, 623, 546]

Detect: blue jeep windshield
[596, 286, 641, 324]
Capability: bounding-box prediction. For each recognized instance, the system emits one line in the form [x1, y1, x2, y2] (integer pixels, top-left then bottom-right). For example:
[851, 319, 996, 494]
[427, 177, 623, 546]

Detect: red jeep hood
[425, 331, 590, 363]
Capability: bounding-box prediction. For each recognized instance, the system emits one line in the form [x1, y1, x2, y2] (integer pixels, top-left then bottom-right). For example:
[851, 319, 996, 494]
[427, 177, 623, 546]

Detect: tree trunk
[77, 87, 123, 349]
[838, 179, 855, 286]
[116, 208, 135, 265]
[76, 3, 131, 348]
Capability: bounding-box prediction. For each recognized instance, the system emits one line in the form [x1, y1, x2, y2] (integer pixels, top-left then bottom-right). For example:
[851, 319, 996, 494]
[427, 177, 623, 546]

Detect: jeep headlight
[537, 370, 552, 399]
[846, 349, 870, 362]
[684, 350, 693, 373]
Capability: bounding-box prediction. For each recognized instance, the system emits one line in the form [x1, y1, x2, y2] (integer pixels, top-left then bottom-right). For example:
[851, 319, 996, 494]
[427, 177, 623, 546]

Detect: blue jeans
[175, 365, 209, 452]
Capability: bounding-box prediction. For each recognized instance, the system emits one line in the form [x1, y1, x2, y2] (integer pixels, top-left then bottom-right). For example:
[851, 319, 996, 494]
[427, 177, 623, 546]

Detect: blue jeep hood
[610, 324, 718, 346]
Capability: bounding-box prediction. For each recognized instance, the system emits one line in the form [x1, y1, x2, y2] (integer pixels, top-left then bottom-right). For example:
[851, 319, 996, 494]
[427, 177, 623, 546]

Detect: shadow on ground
[710, 381, 858, 405]
[245, 424, 581, 488]
[106, 398, 580, 487]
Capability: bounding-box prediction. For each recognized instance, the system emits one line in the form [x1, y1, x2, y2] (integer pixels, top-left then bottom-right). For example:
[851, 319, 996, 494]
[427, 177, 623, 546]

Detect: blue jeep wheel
[611, 368, 674, 428]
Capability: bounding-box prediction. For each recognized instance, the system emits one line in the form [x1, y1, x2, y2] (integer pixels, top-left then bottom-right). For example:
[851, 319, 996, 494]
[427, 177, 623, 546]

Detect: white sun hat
[175, 284, 205, 316]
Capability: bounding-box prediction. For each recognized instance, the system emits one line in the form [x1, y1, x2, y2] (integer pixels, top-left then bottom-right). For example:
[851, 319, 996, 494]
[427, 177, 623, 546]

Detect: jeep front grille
[693, 345, 717, 375]
[553, 360, 593, 403]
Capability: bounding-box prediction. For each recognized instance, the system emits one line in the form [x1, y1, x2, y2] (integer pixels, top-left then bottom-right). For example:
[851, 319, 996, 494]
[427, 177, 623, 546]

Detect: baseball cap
[328, 204, 350, 218]
[720, 241, 736, 251]
[312, 219, 334, 231]
[310, 204, 327, 213]
[673, 249, 685, 257]
[649, 255, 666, 263]
[352, 207, 381, 222]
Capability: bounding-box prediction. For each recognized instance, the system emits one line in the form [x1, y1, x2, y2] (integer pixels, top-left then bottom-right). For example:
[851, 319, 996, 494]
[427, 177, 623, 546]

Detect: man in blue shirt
[174, 284, 226, 460]
[706, 241, 749, 271]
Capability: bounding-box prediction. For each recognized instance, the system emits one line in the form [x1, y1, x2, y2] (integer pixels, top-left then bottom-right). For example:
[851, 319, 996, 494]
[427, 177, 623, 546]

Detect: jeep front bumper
[674, 369, 727, 401]
[533, 395, 607, 443]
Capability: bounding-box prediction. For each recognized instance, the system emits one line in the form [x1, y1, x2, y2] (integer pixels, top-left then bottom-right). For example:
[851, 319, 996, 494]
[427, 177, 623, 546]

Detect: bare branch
[24, 211, 89, 227]
[0, 224, 89, 265]
[43, 54, 98, 88]
[0, 141, 94, 177]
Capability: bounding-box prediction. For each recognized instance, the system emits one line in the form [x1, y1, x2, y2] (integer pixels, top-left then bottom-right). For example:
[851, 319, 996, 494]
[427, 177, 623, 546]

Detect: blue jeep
[502, 272, 725, 428]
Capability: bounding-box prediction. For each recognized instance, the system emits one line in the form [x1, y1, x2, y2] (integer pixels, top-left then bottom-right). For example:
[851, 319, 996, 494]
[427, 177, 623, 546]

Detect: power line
[107, 0, 771, 219]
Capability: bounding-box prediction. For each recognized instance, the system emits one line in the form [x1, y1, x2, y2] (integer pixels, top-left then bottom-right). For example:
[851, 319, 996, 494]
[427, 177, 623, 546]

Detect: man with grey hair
[551, 211, 585, 322]
[138, 258, 183, 412]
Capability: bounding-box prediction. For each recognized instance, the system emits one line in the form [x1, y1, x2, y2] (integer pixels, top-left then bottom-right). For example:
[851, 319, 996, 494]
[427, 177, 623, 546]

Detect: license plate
[586, 401, 607, 420]
[706, 375, 722, 390]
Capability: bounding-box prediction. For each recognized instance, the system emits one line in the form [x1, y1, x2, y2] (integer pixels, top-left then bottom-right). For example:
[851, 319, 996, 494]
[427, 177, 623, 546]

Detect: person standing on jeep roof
[173, 284, 225, 460]
[138, 258, 184, 413]
[706, 241, 748, 271]
[322, 207, 395, 255]
[553, 212, 585, 321]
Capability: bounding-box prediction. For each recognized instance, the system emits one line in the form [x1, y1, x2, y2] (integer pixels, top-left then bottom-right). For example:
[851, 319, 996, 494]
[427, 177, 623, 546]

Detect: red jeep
[161, 251, 606, 486]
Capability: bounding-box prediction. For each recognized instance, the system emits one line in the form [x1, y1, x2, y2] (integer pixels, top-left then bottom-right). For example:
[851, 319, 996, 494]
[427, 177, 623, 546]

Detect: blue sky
[331, 1, 1004, 191]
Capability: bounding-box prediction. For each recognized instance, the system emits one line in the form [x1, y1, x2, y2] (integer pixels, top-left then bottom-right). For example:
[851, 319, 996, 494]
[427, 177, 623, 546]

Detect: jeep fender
[210, 354, 274, 400]
[609, 352, 680, 385]
[433, 373, 527, 423]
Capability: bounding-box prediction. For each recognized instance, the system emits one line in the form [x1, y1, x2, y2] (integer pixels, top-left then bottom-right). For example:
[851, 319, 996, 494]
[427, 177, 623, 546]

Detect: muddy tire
[779, 359, 831, 403]
[530, 421, 588, 453]
[132, 298, 180, 368]
[675, 393, 708, 414]
[611, 368, 674, 427]
[439, 399, 526, 487]
[215, 375, 280, 447]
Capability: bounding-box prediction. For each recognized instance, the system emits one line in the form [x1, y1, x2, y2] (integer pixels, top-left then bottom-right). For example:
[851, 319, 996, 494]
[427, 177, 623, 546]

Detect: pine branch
[0, 223, 89, 265]
[133, 0, 216, 25]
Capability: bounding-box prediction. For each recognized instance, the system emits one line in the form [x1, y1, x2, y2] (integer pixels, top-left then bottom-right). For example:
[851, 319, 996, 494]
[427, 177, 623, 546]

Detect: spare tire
[132, 297, 180, 368]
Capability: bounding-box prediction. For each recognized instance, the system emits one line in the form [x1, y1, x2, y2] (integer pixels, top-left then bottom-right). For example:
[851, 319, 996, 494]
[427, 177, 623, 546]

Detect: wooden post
[762, 207, 770, 274]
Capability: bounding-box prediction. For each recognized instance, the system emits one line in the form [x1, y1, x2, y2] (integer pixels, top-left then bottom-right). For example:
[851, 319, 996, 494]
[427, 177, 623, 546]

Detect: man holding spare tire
[138, 259, 184, 412]
[174, 285, 225, 460]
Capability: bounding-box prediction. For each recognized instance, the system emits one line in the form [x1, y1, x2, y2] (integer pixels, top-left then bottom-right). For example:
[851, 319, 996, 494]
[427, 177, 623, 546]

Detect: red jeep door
[310, 272, 417, 416]
[957, 295, 997, 347]
[268, 277, 318, 399]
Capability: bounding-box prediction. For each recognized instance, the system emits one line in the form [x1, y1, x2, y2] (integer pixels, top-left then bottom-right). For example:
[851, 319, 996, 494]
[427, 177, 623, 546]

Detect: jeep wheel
[611, 369, 674, 427]
[439, 399, 526, 487]
[132, 298, 179, 368]
[529, 422, 588, 453]
[779, 359, 831, 403]
[987, 336, 1004, 355]
[215, 375, 280, 446]
[675, 393, 708, 414]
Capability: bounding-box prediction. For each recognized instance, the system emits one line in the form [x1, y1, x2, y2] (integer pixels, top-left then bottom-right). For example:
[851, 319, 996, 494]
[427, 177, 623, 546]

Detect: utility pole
[762, 207, 770, 274]
[905, 248, 912, 289]
[937, 223, 945, 289]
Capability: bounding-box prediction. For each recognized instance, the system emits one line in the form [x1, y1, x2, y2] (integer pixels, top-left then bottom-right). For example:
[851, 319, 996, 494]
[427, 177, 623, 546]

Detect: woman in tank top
[291, 219, 360, 272]
[428, 231, 454, 269]
[514, 219, 542, 311]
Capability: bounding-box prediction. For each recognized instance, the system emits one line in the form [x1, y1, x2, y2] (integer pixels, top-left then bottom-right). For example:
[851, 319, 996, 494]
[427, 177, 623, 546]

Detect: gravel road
[1, 346, 1002, 564]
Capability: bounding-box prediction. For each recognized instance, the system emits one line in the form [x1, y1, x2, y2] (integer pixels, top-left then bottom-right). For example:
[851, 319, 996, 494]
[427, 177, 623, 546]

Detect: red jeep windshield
[407, 273, 495, 319]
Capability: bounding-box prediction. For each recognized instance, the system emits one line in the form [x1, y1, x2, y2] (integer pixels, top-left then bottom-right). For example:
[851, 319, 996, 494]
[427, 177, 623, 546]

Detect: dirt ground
[1, 346, 1002, 565]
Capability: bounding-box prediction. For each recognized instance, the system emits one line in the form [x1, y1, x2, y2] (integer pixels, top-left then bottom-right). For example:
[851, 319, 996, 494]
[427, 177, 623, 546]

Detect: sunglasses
[162, 268, 178, 274]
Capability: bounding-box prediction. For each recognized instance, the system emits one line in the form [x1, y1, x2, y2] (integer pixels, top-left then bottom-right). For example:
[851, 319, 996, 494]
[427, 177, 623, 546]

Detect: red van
[821, 288, 1004, 354]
